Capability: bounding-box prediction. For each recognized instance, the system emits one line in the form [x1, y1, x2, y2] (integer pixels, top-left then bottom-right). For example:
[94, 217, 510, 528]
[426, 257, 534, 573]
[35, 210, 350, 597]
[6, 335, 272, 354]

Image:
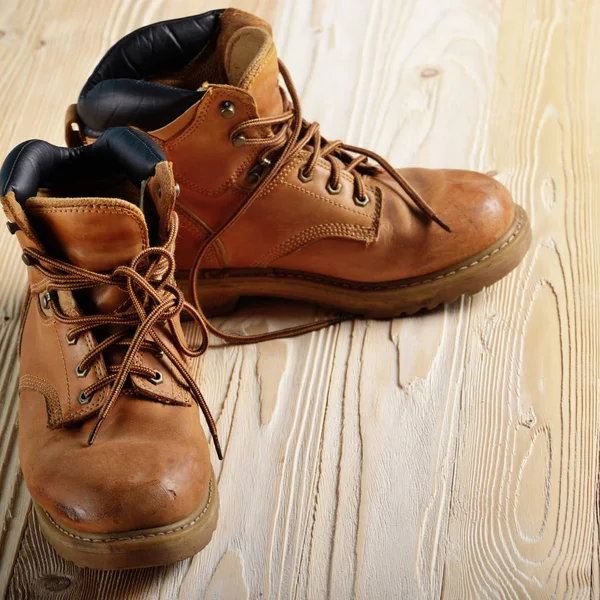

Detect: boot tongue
[24, 163, 177, 313]
[26, 196, 149, 314]
[26, 197, 149, 273]
[25, 163, 176, 271]
[217, 9, 283, 117]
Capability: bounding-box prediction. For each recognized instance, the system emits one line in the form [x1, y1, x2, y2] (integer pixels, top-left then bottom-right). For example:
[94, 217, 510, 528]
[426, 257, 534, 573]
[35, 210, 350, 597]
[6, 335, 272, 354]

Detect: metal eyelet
[247, 171, 260, 185]
[232, 133, 247, 147]
[326, 181, 342, 195]
[148, 370, 163, 385]
[298, 167, 314, 183]
[353, 193, 371, 207]
[41, 292, 53, 311]
[66, 332, 78, 345]
[75, 364, 90, 378]
[6, 221, 19, 235]
[22, 253, 38, 267]
[77, 391, 91, 405]
[154, 349, 164, 359]
[247, 157, 272, 185]
[219, 101, 236, 119]
[174, 183, 180, 197]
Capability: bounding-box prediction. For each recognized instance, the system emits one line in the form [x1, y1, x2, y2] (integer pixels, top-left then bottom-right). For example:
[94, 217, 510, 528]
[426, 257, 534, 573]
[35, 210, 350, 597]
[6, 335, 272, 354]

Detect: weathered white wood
[0, 0, 597, 598]
[441, 0, 600, 597]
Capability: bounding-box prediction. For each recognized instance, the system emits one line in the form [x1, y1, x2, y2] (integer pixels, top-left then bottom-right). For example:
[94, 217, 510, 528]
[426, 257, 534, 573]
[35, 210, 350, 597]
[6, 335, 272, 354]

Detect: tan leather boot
[66, 9, 531, 318]
[0, 128, 220, 569]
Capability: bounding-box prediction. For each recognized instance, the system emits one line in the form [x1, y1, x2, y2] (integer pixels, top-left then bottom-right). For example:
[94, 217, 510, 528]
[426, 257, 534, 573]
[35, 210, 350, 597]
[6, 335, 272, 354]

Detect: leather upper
[2, 129, 213, 533]
[68, 8, 520, 285]
[267, 168, 515, 281]
[19, 386, 210, 533]
[148, 84, 515, 280]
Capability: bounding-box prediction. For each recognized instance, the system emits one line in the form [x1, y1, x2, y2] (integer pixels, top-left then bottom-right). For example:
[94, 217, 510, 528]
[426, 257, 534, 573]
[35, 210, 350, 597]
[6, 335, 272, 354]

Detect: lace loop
[188, 59, 452, 346]
[22, 215, 222, 459]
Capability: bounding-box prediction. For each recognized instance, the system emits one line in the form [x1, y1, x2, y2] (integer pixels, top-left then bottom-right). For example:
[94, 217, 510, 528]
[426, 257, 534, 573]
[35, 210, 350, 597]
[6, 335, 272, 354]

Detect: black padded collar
[77, 10, 224, 134]
[0, 127, 166, 205]
[78, 80, 205, 138]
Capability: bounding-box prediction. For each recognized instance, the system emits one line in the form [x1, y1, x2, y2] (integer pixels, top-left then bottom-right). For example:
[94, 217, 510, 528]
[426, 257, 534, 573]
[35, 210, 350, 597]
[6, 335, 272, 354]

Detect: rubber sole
[178, 206, 531, 319]
[34, 476, 218, 570]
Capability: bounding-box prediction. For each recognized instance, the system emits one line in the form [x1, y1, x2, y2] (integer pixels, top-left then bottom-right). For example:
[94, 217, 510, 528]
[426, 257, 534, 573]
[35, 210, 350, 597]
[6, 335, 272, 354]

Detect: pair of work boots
[1, 9, 531, 569]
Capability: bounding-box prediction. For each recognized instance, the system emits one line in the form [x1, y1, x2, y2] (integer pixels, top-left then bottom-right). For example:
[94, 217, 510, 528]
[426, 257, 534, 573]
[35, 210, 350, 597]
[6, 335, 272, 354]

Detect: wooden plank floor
[0, 0, 598, 598]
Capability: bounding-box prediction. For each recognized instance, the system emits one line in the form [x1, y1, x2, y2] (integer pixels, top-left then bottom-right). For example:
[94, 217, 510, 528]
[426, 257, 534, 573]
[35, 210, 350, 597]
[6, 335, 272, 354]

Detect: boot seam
[19, 374, 63, 425]
[255, 223, 375, 268]
[281, 181, 376, 220]
[27, 205, 149, 250]
[197, 208, 525, 291]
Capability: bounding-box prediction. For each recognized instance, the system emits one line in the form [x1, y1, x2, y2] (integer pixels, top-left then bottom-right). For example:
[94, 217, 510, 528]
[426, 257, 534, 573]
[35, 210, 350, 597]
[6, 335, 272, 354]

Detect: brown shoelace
[188, 59, 450, 345]
[23, 216, 223, 459]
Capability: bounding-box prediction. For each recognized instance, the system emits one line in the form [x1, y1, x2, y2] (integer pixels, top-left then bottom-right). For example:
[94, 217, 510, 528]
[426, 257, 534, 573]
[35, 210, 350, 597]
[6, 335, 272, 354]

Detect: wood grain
[441, 0, 600, 597]
[0, 0, 597, 598]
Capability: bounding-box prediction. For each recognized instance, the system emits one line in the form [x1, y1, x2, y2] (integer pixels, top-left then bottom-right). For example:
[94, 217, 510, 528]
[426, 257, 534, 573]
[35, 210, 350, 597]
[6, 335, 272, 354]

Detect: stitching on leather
[249, 154, 380, 227]
[174, 152, 257, 196]
[176, 201, 228, 268]
[315, 158, 358, 185]
[130, 352, 152, 396]
[126, 129, 163, 163]
[42, 478, 214, 543]
[165, 92, 258, 196]
[19, 374, 63, 425]
[18, 290, 31, 355]
[66, 328, 106, 420]
[177, 209, 211, 236]
[254, 154, 303, 199]
[205, 210, 525, 291]
[165, 91, 215, 147]
[395, 211, 525, 288]
[192, 240, 223, 269]
[255, 223, 373, 268]
[29, 289, 105, 420]
[28, 206, 148, 250]
[1, 196, 39, 246]
[370, 186, 383, 243]
[130, 355, 190, 406]
[251, 174, 381, 267]
[281, 181, 375, 219]
[52, 318, 72, 415]
[171, 371, 191, 405]
[240, 43, 275, 89]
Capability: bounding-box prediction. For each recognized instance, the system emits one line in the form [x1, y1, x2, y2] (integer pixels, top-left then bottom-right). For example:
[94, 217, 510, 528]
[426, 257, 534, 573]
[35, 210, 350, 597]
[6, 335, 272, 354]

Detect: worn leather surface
[264, 168, 515, 281]
[19, 388, 210, 533]
[1, 137, 213, 533]
[71, 9, 519, 283]
[152, 89, 514, 279]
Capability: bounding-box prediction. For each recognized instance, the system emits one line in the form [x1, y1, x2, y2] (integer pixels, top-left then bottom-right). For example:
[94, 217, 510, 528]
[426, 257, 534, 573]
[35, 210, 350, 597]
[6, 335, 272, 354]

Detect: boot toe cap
[17, 385, 214, 535]
[397, 168, 517, 269]
[28, 436, 211, 535]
